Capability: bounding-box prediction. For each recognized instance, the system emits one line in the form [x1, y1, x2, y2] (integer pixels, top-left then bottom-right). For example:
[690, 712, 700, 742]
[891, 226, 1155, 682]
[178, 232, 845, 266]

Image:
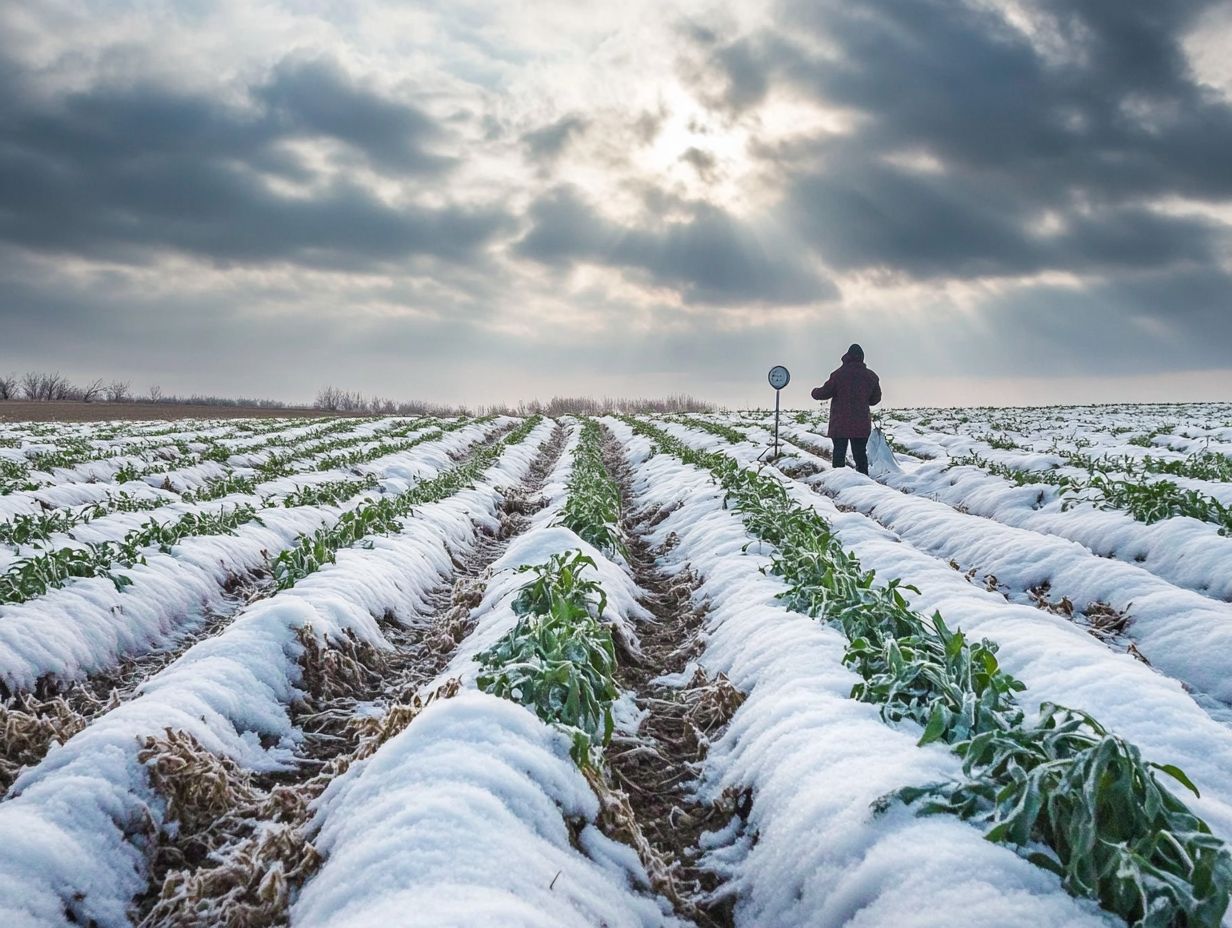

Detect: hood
[841, 343, 865, 364]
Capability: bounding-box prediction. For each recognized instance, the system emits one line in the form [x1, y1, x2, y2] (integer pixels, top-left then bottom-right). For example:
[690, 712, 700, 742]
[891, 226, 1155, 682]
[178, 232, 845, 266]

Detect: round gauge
[768, 365, 791, 390]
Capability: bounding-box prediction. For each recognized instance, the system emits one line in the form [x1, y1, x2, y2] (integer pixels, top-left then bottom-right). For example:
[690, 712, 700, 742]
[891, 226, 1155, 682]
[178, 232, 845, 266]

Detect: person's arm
[811, 377, 835, 401]
[869, 376, 882, 407]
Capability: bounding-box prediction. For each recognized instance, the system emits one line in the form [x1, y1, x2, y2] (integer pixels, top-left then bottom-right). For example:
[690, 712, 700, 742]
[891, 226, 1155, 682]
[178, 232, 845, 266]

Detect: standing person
[811, 344, 882, 475]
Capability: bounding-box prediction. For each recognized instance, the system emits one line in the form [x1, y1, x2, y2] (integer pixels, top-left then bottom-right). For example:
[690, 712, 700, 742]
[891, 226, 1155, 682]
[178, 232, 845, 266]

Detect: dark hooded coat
[811, 346, 882, 438]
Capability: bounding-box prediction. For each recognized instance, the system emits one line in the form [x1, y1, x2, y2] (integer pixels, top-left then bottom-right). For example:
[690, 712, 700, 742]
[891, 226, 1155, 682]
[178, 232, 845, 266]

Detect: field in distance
[0, 400, 334, 422]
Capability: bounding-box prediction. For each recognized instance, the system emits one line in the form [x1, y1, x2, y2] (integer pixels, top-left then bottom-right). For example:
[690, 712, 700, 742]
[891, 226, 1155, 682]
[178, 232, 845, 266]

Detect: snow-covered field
[1, 404, 1230, 928]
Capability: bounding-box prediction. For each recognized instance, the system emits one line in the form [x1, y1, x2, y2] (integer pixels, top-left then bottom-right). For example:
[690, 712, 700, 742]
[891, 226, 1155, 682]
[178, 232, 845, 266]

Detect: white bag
[866, 427, 902, 476]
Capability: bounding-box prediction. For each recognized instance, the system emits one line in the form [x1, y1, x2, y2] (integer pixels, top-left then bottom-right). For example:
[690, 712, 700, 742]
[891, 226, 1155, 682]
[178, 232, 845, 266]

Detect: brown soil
[0, 401, 341, 423]
[599, 425, 742, 928]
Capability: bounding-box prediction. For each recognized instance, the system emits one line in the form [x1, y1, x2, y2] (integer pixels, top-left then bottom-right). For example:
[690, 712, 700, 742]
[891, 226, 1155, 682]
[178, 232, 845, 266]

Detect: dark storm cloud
[785, 156, 1224, 278]
[0, 51, 509, 269]
[255, 56, 455, 174]
[689, 0, 1232, 280]
[515, 185, 836, 305]
[709, 37, 771, 113]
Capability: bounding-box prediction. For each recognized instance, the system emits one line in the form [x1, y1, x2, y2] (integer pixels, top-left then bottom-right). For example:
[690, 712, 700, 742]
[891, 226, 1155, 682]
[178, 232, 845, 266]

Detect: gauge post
[767, 365, 790, 459]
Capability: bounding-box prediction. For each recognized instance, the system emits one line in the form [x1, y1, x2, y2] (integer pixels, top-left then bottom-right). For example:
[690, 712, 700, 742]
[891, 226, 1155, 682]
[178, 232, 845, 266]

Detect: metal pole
[774, 388, 781, 459]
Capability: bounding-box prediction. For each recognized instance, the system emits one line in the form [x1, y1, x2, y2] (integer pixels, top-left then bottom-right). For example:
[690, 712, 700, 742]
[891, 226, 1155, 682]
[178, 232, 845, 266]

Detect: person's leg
[832, 436, 849, 468]
[852, 437, 869, 475]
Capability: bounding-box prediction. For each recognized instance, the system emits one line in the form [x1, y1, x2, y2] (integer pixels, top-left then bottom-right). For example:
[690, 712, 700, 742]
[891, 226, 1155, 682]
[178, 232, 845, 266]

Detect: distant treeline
[0, 372, 715, 416]
[0, 372, 292, 408]
[314, 385, 715, 416]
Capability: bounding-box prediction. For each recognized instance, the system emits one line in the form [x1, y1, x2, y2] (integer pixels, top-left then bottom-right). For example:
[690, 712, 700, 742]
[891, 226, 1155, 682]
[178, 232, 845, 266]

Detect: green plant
[272, 499, 401, 588]
[277, 475, 378, 509]
[477, 552, 618, 766]
[0, 458, 37, 495]
[182, 474, 262, 504]
[1075, 473, 1232, 535]
[947, 453, 1070, 489]
[269, 416, 540, 590]
[0, 544, 136, 602]
[1143, 452, 1232, 483]
[0, 498, 266, 604]
[897, 704, 1232, 928]
[669, 415, 749, 445]
[199, 443, 234, 464]
[555, 420, 626, 557]
[1127, 424, 1176, 448]
[979, 432, 1021, 451]
[620, 415, 1231, 927]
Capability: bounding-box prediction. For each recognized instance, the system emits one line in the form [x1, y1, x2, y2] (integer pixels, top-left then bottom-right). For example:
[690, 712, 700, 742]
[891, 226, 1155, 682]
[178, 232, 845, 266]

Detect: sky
[1, 0, 1230, 409]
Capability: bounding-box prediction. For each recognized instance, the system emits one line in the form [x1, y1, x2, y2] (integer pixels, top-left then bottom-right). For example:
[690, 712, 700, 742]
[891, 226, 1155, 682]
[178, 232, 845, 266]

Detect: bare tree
[0, 374, 16, 400]
[313, 384, 716, 419]
[105, 380, 131, 402]
[315, 385, 343, 411]
[148, 384, 163, 403]
[21, 372, 41, 400]
[79, 378, 105, 403]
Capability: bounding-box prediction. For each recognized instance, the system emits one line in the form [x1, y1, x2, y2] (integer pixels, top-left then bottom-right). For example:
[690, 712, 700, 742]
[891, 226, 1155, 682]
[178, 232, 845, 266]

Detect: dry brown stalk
[0, 692, 98, 791]
[137, 678, 461, 928]
[681, 670, 746, 736]
[294, 626, 387, 704]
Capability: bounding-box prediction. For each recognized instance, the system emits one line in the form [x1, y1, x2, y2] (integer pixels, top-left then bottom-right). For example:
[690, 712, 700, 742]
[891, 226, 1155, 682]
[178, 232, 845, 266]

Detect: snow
[654, 418, 1232, 869]
[293, 418, 673, 928]
[3, 406, 1231, 926]
[0, 420, 503, 692]
[0, 420, 553, 927]
[812, 465, 1232, 705]
[437, 524, 652, 690]
[605, 418, 1115, 927]
[884, 461, 1232, 599]
[294, 692, 678, 928]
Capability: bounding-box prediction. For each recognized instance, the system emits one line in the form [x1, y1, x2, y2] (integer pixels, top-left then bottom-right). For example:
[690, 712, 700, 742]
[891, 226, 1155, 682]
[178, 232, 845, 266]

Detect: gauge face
[768, 365, 791, 390]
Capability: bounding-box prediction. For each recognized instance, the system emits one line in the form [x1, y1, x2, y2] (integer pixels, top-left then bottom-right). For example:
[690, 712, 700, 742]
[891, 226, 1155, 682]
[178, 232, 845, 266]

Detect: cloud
[0, 51, 511, 270]
[971, 266, 1232, 376]
[516, 185, 837, 305]
[0, 0, 1230, 405]
[785, 156, 1225, 278]
[680, 146, 718, 181]
[522, 114, 589, 162]
[255, 55, 455, 174]
[686, 0, 1232, 279]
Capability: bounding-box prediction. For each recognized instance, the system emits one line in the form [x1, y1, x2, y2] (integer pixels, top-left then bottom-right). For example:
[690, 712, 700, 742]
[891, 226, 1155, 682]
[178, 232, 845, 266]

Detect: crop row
[666, 414, 749, 445]
[235, 416, 432, 474]
[0, 419, 557, 926]
[323, 418, 679, 923]
[0, 415, 391, 499]
[950, 452, 1232, 534]
[477, 550, 619, 766]
[475, 419, 631, 766]
[0, 500, 256, 606]
[555, 419, 626, 557]
[1062, 449, 1232, 484]
[624, 417, 1231, 928]
[0, 424, 470, 606]
[0, 419, 449, 549]
[271, 416, 538, 590]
